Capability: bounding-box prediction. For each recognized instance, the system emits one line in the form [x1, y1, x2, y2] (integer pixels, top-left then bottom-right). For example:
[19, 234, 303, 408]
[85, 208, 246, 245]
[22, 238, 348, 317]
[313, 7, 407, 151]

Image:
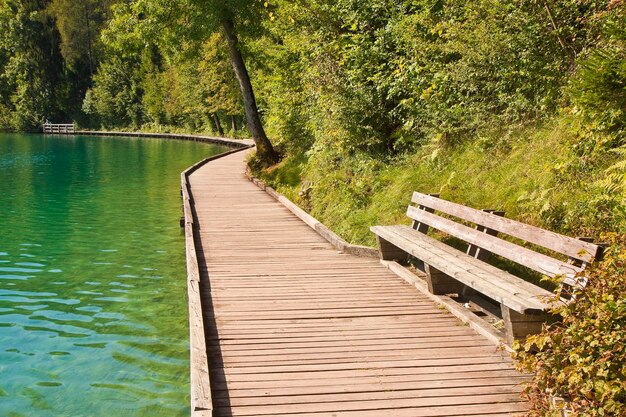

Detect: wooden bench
[371, 192, 604, 344]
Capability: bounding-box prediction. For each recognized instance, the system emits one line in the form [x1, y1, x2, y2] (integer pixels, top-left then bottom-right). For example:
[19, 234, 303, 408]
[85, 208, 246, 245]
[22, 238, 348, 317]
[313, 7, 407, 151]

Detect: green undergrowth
[258, 117, 625, 248]
[514, 233, 626, 416]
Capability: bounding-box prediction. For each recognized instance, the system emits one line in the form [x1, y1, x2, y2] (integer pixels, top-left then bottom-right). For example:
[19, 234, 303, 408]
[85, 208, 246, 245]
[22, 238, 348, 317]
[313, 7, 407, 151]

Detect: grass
[78, 122, 250, 139]
[261, 119, 590, 244]
[256, 118, 625, 282]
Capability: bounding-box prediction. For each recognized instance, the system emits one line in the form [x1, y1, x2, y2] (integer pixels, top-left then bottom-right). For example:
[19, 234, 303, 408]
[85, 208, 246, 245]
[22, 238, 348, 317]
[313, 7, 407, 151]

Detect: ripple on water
[0, 275, 34, 281]
[36, 382, 63, 387]
[15, 262, 46, 267]
[109, 282, 134, 288]
[76, 291, 104, 296]
[74, 342, 107, 349]
[0, 267, 43, 273]
[0, 289, 58, 297]
[75, 305, 102, 313]
[47, 352, 70, 357]
[16, 305, 48, 311]
[94, 297, 129, 303]
[31, 310, 94, 323]
[0, 133, 222, 416]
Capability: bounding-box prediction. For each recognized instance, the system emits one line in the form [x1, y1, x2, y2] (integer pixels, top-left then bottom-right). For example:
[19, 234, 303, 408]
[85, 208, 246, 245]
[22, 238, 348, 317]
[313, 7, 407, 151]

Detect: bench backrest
[407, 192, 603, 279]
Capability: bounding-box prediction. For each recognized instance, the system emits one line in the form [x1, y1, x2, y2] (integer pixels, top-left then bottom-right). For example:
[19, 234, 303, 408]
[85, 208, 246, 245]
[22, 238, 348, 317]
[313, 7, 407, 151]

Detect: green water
[0, 134, 227, 417]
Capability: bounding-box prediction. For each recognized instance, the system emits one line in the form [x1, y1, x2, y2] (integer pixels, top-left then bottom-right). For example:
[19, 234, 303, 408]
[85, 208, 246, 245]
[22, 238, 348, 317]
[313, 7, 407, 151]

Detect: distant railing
[43, 123, 75, 134]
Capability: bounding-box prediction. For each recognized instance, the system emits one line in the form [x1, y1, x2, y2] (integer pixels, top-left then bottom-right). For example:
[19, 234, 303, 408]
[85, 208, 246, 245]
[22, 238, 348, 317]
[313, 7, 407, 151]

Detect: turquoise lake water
[0, 134, 227, 417]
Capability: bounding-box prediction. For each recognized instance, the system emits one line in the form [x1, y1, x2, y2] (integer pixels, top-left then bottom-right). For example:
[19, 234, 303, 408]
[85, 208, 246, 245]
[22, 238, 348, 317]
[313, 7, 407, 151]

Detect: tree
[47, 0, 117, 74]
[0, 0, 64, 130]
[107, 0, 279, 163]
[220, 13, 278, 162]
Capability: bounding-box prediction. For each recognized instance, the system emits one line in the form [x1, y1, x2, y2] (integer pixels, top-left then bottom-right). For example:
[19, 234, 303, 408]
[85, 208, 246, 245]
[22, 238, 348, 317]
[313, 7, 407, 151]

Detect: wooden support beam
[561, 237, 605, 302]
[501, 306, 548, 345]
[375, 236, 407, 262]
[425, 264, 465, 295]
[467, 210, 505, 261]
[411, 193, 439, 233]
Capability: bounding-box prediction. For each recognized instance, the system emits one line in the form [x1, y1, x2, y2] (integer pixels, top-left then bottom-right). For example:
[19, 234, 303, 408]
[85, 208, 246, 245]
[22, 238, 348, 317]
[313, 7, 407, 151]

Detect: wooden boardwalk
[188, 150, 529, 417]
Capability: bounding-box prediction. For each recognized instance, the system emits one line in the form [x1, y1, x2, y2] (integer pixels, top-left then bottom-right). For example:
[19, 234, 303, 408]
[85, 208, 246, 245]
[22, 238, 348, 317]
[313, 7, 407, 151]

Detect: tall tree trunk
[542, 1, 576, 67]
[212, 113, 224, 136]
[84, 2, 94, 76]
[231, 115, 237, 132]
[221, 17, 278, 164]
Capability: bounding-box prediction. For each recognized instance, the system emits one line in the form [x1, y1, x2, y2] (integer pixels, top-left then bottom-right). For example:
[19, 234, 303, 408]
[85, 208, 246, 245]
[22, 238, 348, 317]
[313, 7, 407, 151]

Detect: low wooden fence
[181, 146, 253, 417]
[43, 124, 75, 134]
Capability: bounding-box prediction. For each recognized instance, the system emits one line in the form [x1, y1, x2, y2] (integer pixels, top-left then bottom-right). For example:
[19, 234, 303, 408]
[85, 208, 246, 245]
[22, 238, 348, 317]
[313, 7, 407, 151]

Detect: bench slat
[410, 192, 600, 263]
[373, 225, 550, 313]
[371, 225, 553, 314]
[407, 206, 582, 279]
[389, 225, 555, 304]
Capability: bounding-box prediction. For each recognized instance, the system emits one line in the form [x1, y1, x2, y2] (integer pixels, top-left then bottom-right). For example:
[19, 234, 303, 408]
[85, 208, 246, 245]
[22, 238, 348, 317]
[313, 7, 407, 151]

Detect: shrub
[569, 4, 626, 147]
[514, 233, 626, 416]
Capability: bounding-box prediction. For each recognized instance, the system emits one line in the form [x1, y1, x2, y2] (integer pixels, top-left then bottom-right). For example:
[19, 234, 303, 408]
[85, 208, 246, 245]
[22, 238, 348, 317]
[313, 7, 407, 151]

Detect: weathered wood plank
[407, 206, 582, 278]
[211, 361, 524, 383]
[371, 225, 552, 312]
[228, 403, 529, 417]
[214, 393, 526, 416]
[410, 191, 601, 263]
[220, 370, 527, 388]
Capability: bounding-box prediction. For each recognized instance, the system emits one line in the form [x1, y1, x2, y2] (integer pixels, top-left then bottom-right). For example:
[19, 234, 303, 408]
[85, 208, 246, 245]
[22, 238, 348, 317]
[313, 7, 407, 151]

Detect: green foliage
[82, 0, 255, 135]
[82, 56, 144, 127]
[197, 34, 241, 117]
[259, 118, 626, 249]
[513, 233, 626, 416]
[0, 0, 64, 130]
[569, 4, 626, 145]
[85, 24, 244, 133]
[390, 0, 566, 144]
[250, 0, 626, 249]
[47, 0, 116, 70]
[254, 0, 599, 156]
[589, 146, 626, 231]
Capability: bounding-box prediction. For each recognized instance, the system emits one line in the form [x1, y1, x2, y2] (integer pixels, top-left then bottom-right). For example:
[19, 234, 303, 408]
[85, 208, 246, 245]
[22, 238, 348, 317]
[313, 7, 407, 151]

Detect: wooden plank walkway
[188, 150, 529, 417]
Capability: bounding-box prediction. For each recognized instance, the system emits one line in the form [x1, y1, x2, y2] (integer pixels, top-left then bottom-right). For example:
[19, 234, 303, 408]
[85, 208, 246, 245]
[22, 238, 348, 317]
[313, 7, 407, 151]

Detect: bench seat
[371, 225, 554, 314]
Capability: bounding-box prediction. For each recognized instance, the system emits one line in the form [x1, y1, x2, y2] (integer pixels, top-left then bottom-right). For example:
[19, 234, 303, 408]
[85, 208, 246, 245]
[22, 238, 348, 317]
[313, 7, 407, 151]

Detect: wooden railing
[43, 123, 75, 134]
[181, 146, 253, 417]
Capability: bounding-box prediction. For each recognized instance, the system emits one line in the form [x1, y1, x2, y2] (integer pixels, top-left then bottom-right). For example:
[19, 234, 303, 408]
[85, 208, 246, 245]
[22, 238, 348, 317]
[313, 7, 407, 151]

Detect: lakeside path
[188, 149, 529, 416]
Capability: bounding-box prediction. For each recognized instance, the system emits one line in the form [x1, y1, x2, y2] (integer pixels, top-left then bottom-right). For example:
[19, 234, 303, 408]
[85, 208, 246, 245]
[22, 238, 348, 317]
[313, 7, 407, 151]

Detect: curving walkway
[188, 149, 528, 417]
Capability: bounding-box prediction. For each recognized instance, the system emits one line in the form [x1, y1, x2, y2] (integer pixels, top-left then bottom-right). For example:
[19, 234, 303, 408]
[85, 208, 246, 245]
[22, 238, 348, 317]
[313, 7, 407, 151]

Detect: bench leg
[501, 306, 547, 345]
[375, 236, 407, 262]
[424, 264, 465, 295]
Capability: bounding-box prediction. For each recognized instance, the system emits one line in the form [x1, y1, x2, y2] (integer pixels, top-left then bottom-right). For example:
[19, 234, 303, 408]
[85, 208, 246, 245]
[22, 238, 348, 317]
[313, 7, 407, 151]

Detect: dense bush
[569, 5, 626, 147]
[514, 234, 626, 416]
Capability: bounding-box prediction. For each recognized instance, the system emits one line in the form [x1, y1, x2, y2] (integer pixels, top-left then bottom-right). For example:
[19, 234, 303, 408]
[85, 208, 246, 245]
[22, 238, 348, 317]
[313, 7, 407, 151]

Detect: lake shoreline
[64, 130, 254, 149]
